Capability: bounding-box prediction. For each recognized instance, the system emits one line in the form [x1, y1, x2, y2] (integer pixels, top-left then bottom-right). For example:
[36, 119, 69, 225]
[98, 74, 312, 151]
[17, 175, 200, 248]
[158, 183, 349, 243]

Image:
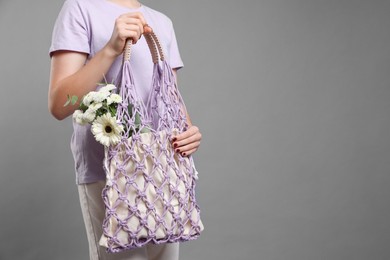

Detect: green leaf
[71, 95, 78, 105]
[79, 103, 88, 112]
[134, 112, 141, 126]
[63, 99, 71, 107]
[64, 94, 79, 107]
[140, 127, 151, 134]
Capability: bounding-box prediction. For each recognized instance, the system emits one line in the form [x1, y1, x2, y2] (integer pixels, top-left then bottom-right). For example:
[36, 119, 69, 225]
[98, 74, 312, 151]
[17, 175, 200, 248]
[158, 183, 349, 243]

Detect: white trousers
[78, 180, 180, 260]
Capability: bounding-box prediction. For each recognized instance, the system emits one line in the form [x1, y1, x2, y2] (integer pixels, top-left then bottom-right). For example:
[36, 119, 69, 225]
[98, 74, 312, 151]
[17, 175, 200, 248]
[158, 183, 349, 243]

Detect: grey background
[1, 0, 390, 259]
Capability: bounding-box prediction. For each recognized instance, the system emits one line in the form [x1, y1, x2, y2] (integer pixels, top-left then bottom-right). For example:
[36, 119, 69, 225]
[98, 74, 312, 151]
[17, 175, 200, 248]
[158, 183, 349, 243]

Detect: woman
[48, 0, 202, 259]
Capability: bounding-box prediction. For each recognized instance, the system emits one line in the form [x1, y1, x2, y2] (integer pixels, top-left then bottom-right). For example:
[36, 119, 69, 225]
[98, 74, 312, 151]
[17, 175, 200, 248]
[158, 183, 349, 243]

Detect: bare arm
[48, 49, 116, 120]
[48, 12, 150, 120]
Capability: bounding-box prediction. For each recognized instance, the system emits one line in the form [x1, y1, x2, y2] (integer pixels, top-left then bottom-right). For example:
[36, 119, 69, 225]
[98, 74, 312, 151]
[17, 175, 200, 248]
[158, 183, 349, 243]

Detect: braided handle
[123, 26, 165, 64]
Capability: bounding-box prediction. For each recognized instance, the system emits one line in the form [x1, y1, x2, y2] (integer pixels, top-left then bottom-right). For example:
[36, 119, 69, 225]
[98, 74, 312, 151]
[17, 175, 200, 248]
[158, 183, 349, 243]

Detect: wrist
[101, 44, 121, 60]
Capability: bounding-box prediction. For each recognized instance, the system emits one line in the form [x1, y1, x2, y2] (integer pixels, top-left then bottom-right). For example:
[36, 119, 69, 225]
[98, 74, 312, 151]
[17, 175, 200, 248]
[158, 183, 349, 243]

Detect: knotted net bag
[99, 31, 204, 253]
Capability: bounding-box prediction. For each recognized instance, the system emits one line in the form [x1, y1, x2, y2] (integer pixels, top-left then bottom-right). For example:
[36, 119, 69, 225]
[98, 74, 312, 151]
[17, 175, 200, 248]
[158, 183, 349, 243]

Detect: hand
[104, 12, 153, 57]
[171, 126, 202, 157]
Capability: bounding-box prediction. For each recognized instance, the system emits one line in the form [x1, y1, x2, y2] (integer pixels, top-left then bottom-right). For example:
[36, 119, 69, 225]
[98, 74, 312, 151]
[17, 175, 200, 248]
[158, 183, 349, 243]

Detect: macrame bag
[99, 30, 204, 253]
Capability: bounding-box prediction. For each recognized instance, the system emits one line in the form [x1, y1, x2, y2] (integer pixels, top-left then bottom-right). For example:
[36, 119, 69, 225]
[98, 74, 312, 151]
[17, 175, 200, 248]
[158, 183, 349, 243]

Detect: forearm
[49, 47, 117, 120]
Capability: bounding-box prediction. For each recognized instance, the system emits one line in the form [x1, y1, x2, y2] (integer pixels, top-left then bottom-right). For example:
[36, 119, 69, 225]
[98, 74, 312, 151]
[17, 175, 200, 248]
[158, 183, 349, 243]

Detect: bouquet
[65, 84, 130, 147]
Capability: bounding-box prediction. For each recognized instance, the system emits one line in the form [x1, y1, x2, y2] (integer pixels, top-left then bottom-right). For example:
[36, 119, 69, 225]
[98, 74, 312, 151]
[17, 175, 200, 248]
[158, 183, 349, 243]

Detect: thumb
[143, 25, 153, 34]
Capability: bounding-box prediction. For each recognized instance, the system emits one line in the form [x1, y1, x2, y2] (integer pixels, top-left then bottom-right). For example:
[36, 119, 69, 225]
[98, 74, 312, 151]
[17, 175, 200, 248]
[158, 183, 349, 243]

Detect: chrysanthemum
[92, 92, 109, 103]
[83, 109, 96, 123]
[82, 92, 94, 106]
[99, 84, 116, 93]
[73, 110, 88, 125]
[83, 91, 109, 105]
[107, 93, 122, 105]
[83, 102, 102, 123]
[89, 102, 103, 112]
[91, 113, 124, 146]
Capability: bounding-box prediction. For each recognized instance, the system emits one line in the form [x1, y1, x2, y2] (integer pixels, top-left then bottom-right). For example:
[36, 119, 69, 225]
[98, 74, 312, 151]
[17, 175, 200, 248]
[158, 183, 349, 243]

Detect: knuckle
[116, 16, 125, 23]
[119, 29, 128, 38]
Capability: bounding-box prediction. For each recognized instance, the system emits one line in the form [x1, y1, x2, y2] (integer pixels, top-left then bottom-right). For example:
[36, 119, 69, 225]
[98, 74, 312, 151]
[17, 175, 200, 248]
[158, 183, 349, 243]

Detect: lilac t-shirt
[49, 0, 184, 184]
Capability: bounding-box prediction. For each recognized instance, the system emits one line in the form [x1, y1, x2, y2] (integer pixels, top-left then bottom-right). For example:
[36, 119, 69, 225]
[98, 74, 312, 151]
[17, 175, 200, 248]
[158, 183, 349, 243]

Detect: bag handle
[123, 26, 165, 64]
[117, 25, 168, 135]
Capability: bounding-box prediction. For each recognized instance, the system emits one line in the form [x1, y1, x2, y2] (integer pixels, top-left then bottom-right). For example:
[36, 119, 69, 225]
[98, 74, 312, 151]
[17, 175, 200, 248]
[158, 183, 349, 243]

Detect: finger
[174, 141, 200, 154]
[124, 12, 147, 26]
[181, 148, 198, 157]
[121, 19, 144, 38]
[143, 25, 153, 34]
[173, 132, 201, 148]
[123, 25, 142, 43]
[172, 126, 199, 142]
[116, 18, 141, 36]
[117, 14, 145, 36]
[119, 31, 139, 44]
[118, 14, 141, 26]
[124, 18, 144, 30]
[123, 23, 142, 33]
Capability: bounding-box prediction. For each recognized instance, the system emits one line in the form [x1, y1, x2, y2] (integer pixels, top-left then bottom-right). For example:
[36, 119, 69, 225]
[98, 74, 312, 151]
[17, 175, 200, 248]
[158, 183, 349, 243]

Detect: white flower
[82, 102, 102, 123]
[89, 102, 103, 111]
[83, 91, 109, 105]
[107, 93, 122, 105]
[93, 92, 110, 103]
[83, 109, 96, 123]
[73, 110, 88, 125]
[99, 84, 116, 93]
[91, 113, 124, 146]
[82, 92, 95, 106]
[92, 92, 109, 103]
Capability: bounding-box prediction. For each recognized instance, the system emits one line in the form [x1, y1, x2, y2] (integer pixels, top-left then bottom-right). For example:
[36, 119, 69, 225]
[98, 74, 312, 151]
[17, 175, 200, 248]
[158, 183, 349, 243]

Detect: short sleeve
[168, 24, 184, 70]
[49, 0, 90, 57]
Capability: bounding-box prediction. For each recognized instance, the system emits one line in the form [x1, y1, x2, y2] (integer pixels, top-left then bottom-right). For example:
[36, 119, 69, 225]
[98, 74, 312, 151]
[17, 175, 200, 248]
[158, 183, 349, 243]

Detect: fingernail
[172, 137, 177, 142]
[173, 143, 178, 148]
[176, 149, 180, 153]
[182, 153, 186, 156]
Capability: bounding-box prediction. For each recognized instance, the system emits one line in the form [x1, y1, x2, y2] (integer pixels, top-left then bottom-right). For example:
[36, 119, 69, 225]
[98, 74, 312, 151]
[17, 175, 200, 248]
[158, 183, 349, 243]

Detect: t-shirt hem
[172, 62, 184, 70]
[49, 45, 90, 57]
[76, 174, 106, 185]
